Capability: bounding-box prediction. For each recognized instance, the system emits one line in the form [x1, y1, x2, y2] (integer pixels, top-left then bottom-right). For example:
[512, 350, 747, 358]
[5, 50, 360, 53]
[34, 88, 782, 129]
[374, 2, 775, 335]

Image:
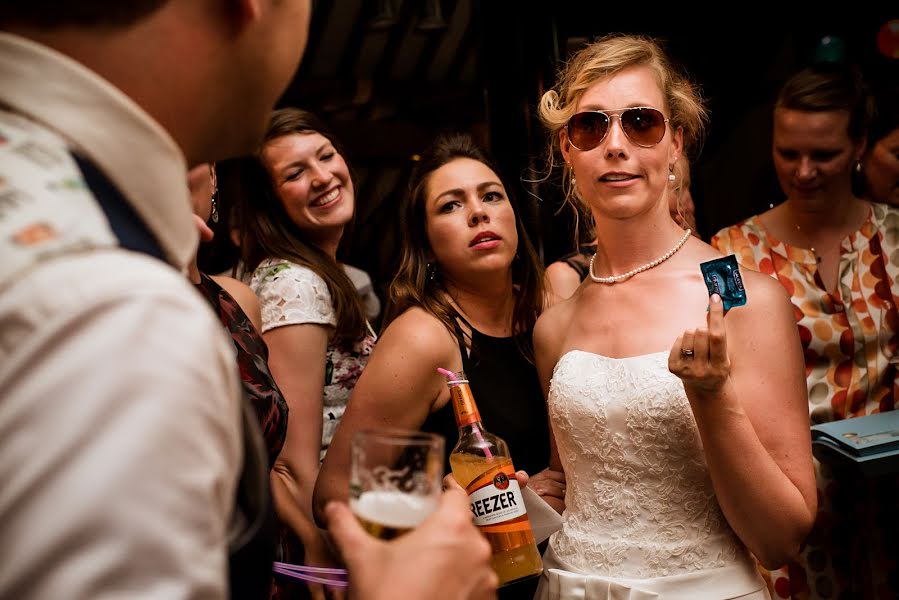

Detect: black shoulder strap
[72, 154, 166, 261]
[561, 246, 591, 282]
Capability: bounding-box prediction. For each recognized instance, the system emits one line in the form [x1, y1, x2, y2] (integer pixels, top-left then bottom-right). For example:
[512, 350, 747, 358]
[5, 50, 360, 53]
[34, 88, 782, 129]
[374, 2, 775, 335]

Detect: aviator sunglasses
[567, 107, 669, 150]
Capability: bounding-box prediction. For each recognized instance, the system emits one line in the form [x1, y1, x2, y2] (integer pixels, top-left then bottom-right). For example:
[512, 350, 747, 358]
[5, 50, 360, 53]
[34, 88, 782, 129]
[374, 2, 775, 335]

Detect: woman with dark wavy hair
[235, 107, 374, 600]
[315, 132, 563, 598]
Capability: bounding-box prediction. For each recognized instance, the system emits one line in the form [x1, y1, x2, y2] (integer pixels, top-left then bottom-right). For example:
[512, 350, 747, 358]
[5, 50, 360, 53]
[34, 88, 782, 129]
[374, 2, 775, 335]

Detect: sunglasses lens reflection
[568, 112, 609, 151]
[568, 108, 667, 150]
[621, 108, 666, 146]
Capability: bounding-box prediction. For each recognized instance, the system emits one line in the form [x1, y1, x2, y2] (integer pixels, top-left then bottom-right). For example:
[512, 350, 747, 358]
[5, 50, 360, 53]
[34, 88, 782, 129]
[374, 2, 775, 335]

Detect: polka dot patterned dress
[713, 202, 899, 599]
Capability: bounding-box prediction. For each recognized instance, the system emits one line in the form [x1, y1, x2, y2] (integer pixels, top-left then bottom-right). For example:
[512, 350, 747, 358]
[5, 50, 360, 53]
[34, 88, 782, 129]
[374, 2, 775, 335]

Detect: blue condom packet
[700, 254, 746, 311]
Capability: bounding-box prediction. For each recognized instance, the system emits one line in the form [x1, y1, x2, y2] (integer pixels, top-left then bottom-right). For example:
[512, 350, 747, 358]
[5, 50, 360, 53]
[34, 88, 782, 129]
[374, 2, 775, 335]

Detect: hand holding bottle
[516, 468, 566, 504]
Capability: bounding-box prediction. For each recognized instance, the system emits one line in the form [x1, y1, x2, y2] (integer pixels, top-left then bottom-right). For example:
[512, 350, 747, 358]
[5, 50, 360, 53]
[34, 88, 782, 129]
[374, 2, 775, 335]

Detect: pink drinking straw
[436, 367, 457, 380]
[437, 367, 492, 459]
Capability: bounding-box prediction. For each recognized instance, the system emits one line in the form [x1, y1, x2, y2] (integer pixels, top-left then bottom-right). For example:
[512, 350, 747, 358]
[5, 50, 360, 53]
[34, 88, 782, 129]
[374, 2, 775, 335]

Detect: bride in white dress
[533, 35, 817, 599]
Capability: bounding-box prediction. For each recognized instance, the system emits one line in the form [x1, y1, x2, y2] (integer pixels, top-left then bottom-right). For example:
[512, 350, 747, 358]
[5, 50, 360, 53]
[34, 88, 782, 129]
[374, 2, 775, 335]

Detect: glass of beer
[350, 429, 444, 540]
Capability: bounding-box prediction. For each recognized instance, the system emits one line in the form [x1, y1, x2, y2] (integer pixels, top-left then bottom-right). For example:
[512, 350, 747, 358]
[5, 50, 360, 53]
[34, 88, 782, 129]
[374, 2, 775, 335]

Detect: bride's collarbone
[574, 292, 701, 321]
[568, 299, 710, 352]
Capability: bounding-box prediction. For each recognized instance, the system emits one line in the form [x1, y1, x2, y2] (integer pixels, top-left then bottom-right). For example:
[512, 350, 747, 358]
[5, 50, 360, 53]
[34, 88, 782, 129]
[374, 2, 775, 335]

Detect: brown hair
[234, 108, 367, 344]
[776, 62, 874, 142]
[385, 133, 544, 361]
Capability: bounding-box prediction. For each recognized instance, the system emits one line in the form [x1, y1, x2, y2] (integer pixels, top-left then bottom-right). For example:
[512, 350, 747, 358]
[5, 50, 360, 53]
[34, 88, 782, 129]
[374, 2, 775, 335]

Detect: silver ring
[681, 348, 694, 357]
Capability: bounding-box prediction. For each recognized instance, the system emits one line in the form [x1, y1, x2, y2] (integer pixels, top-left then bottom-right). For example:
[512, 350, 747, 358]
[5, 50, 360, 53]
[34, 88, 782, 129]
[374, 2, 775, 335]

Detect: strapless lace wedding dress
[534, 350, 769, 600]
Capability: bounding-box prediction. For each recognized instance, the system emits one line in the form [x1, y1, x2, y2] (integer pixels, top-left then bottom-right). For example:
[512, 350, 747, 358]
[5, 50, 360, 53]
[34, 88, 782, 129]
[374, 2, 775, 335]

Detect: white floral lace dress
[249, 259, 376, 462]
[535, 350, 769, 600]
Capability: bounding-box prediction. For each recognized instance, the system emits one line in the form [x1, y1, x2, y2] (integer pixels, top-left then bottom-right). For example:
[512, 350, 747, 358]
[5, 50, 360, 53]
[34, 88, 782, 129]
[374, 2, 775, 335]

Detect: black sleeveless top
[560, 243, 596, 282]
[422, 317, 550, 600]
[422, 319, 550, 478]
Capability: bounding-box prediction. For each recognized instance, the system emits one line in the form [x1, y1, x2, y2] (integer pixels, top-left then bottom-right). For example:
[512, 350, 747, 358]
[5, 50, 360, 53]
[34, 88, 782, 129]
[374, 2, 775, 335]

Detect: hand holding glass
[349, 430, 444, 540]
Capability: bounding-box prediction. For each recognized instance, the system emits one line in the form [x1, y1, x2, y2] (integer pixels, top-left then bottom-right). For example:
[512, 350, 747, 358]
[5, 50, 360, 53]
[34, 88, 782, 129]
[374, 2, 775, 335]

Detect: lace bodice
[548, 350, 746, 579]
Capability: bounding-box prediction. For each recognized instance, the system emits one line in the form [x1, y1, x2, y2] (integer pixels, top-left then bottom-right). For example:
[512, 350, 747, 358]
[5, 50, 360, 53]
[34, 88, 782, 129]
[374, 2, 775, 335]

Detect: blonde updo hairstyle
[539, 34, 708, 220]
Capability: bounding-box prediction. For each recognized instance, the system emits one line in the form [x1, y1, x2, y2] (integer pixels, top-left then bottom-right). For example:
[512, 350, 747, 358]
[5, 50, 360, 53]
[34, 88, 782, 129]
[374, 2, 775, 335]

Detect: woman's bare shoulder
[380, 306, 458, 356]
[211, 274, 263, 330]
[534, 294, 577, 356]
[544, 261, 582, 303]
[724, 269, 796, 339]
[741, 268, 792, 312]
[685, 240, 789, 309]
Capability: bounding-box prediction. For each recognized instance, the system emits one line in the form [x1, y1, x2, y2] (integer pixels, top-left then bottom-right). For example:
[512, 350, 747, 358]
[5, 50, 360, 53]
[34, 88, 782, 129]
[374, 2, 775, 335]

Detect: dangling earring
[209, 162, 219, 223]
[566, 162, 577, 189]
[668, 165, 676, 182]
[567, 163, 580, 201]
[426, 262, 438, 282]
[854, 159, 863, 174]
[210, 189, 219, 223]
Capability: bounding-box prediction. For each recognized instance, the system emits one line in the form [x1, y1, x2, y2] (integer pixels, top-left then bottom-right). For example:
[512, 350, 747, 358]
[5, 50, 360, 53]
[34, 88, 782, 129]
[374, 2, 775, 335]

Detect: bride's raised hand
[668, 294, 732, 399]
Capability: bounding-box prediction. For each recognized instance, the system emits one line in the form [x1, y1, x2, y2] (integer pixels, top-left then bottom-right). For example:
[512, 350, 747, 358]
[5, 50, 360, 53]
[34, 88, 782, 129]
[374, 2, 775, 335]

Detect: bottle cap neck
[448, 381, 481, 427]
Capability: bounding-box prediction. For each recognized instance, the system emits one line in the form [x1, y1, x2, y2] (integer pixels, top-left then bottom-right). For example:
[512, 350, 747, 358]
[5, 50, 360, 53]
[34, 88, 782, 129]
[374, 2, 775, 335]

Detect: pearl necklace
[588, 228, 692, 284]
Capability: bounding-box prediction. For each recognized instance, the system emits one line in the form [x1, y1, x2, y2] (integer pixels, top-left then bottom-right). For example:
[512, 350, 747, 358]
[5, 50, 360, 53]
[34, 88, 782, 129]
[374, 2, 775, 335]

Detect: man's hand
[325, 478, 498, 600]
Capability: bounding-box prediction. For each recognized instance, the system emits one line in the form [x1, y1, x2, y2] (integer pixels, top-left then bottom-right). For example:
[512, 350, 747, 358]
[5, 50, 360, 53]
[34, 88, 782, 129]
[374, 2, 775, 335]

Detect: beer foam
[350, 491, 437, 529]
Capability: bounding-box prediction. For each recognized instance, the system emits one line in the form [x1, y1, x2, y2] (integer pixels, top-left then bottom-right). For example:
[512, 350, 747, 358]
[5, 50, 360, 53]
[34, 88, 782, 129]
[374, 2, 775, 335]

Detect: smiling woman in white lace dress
[233, 108, 376, 600]
[532, 34, 817, 599]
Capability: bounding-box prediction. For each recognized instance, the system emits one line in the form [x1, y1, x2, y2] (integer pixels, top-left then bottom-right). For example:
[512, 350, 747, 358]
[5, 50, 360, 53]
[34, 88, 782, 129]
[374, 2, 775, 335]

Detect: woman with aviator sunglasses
[532, 34, 816, 599]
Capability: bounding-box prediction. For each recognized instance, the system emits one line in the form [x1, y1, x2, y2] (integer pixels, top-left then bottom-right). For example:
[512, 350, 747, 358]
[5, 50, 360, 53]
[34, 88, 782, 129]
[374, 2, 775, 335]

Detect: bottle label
[465, 464, 527, 527]
[449, 383, 481, 427]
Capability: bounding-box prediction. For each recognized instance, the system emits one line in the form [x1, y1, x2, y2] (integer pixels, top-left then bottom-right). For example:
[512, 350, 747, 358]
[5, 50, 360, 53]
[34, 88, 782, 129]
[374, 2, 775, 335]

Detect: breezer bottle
[440, 369, 543, 587]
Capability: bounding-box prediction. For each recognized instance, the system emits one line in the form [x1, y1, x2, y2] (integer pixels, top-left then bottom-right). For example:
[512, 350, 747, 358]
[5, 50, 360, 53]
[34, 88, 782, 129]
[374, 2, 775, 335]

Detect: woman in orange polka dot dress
[713, 63, 899, 599]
